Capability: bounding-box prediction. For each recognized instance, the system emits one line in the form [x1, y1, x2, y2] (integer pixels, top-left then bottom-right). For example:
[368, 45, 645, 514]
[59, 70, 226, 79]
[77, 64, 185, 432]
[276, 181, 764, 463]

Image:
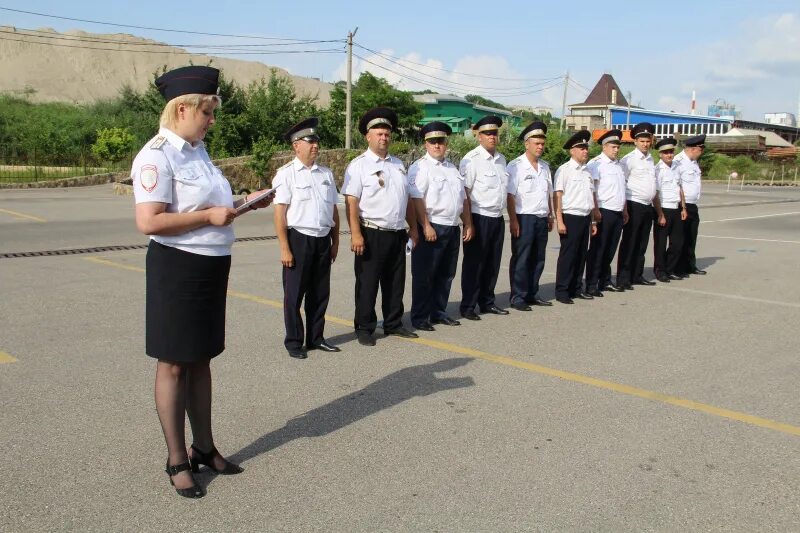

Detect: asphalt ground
[1, 183, 799, 531]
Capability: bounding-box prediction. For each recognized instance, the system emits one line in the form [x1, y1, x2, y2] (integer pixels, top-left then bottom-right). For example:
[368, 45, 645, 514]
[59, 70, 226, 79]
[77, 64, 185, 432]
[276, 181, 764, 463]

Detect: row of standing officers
[274, 108, 707, 358]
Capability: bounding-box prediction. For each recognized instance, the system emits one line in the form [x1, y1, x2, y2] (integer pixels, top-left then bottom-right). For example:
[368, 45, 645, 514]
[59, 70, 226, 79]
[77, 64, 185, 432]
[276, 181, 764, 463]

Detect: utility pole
[559, 71, 569, 132]
[345, 27, 358, 150]
[626, 91, 632, 130]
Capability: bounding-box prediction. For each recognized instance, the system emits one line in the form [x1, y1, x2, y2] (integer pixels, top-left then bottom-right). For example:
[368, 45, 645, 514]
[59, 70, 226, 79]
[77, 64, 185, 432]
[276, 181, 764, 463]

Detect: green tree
[247, 138, 279, 188]
[91, 127, 136, 163]
[326, 72, 424, 146]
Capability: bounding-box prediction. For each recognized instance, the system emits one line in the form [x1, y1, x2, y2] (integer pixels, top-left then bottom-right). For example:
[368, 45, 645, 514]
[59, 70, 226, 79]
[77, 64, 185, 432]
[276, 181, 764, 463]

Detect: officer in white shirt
[273, 118, 341, 359]
[507, 121, 554, 311]
[553, 130, 599, 304]
[409, 122, 474, 331]
[617, 122, 657, 289]
[652, 137, 688, 282]
[673, 134, 707, 276]
[342, 107, 419, 346]
[584, 129, 628, 296]
[459, 115, 509, 320]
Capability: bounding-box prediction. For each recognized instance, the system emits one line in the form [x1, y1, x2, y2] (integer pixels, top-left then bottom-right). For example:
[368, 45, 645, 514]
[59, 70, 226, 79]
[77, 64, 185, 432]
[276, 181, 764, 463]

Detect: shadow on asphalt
[196, 357, 475, 489]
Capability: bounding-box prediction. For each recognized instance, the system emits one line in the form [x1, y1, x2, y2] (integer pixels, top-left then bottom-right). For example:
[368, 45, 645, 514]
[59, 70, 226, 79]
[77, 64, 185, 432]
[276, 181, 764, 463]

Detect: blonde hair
[159, 93, 222, 129]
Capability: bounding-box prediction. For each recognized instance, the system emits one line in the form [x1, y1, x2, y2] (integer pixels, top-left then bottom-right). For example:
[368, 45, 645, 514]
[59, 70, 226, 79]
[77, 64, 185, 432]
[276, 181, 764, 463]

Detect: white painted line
[699, 235, 800, 245]
[702, 211, 800, 224]
[655, 285, 800, 309]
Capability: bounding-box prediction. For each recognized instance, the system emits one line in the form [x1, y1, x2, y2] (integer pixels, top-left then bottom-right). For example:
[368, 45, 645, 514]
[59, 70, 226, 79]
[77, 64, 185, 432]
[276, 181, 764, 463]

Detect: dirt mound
[0, 26, 333, 105]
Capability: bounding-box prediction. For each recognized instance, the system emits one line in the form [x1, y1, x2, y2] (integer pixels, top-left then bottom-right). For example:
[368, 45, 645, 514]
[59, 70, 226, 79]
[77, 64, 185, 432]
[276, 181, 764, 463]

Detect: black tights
[155, 359, 215, 489]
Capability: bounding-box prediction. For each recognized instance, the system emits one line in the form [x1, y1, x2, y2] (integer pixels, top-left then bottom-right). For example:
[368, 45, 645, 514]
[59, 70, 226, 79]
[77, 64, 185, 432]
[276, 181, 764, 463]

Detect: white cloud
[333, 49, 566, 109]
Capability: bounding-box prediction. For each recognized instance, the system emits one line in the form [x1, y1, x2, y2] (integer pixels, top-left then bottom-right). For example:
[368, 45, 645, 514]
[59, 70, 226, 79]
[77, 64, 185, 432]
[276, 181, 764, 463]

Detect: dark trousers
[585, 208, 624, 291]
[282, 229, 332, 350]
[460, 213, 504, 313]
[653, 207, 684, 277]
[509, 214, 548, 305]
[354, 226, 407, 334]
[556, 213, 590, 299]
[411, 223, 460, 326]
[616, 200, 654, 285]
[678, 203, 700, 274]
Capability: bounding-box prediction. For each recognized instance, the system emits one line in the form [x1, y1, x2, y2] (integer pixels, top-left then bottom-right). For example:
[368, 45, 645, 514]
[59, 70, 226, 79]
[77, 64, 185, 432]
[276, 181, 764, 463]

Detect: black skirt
[145, 241, 231, 362]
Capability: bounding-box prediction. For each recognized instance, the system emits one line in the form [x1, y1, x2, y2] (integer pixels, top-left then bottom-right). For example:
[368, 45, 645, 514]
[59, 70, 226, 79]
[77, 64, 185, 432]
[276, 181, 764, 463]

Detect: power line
[353, 53, 563, 98]
[352, 44, 561, 92]
[1, 27, 344, 48]
[0, 34, 344, 56]
[354, 43, 562, 82]
[0, 6, 337, 43]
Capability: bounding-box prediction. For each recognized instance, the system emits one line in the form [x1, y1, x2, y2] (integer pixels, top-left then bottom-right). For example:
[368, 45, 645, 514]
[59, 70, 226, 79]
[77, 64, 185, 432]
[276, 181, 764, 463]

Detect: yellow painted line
[0, 351, 18, 364]
[0, 208, 46, 222]
[84, 256, 145, 273]
[84, 256, 800, 438]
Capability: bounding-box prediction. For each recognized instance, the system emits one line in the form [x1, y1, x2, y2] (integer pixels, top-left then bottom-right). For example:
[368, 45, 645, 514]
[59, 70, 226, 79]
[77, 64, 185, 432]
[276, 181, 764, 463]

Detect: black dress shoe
[587, 289, 604, 297]
[529, 297, 553, 306]
[307, 340, 341, 352]
[482, 305, 510, 315]
[692, 269, 707, 275]
[510, 302, 532, 311]
[288, 347, 307, 359]
[667, 273, 684, 280]
[413, 322, 435, 332]
[556, 296, 574, 304]
[384, 326, 419, 338]
[656, 275, 670, 283]
[634, 278, 656, 286]
[431, 316, 461, 326]
[575, 292, 594, 300]
[460, 310, 481, 321]
[357, 333, 376, 346]
[603, 284, 624, 293]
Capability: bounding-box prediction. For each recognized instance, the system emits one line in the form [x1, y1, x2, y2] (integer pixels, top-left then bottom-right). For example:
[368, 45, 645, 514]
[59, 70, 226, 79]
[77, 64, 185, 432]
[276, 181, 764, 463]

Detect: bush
[248, 137, 279, 188]
[91, 127, 136, 164]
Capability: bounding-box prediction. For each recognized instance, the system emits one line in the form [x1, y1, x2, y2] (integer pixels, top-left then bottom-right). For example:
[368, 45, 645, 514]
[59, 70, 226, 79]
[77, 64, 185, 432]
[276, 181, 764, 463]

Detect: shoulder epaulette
[149, 136, 167, 150]
[278, 161, 293, 170]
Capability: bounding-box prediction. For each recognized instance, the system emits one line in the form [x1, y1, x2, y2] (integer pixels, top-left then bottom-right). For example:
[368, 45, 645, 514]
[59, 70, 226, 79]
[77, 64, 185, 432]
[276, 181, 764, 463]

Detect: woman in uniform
[131, 66, 272, 498]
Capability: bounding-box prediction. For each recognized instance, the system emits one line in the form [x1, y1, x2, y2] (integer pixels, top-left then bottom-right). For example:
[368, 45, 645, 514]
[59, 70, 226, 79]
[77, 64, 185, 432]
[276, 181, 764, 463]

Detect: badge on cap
[140, 165, 159, 192]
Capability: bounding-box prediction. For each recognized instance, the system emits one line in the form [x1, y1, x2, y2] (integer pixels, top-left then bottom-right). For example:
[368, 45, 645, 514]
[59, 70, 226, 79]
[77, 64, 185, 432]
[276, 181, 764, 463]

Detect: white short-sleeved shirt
[554, 158, 595, 216]
[506, 154, 552, 217]
[655, 160, 682, 209]
[132, 127, 234, 256]
[620, 148, 657, 206]
[673, 151, 702, 204]
[272, 158, 338, 237]
[408, 153, 465, 226]
[587, 152, 626, 212]
[341, 149, 410, 230]
[459, 145, 508, 218]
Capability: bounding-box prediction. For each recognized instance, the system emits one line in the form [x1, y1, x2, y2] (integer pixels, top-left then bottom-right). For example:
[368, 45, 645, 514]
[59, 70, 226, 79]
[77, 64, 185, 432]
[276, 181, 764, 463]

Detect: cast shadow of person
[197, 357, 474, 488]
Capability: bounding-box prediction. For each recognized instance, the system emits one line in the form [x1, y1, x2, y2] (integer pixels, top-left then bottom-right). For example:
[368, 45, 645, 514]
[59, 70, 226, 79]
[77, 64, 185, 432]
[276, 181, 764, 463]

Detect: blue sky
[2, 0, 799, 121]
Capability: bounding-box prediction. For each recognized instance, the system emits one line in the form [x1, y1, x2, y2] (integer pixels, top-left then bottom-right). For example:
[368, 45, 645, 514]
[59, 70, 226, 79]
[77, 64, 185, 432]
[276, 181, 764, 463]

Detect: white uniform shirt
[587, 153, 626, 212]
[341, 149, 410, 230]
[554, 158, 595, 216]
[459, 145, 508, 218]
[132, 127, 234, 256]
[506, 154, 552, 217]
[673, 151, 702, 204]
[408, 153, 465, 226]
[620, 148, 657, 206]
[272, 158, 338, 238]
[655, 160, 682, 209]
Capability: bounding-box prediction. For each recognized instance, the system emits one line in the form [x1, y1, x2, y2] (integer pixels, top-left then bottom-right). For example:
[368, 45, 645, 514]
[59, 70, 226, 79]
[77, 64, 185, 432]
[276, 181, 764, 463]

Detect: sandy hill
[0, 27, 333, 106]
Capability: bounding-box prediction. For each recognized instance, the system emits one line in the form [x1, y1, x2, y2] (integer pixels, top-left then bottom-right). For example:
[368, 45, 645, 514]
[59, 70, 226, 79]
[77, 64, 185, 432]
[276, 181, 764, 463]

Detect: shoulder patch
[149, 136, 166, 150]
[139, 164, 159, 192]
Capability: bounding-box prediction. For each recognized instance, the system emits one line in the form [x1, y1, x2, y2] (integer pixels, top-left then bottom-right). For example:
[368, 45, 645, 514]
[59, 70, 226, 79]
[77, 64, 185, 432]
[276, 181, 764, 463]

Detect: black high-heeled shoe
[189, 444, 244, 475]
[165, 461, 204, 498]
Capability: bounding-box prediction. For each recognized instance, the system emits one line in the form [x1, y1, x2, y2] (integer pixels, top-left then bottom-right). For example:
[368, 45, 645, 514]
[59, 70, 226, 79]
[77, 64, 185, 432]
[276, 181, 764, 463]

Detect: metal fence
[0, 144, 134, 184]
